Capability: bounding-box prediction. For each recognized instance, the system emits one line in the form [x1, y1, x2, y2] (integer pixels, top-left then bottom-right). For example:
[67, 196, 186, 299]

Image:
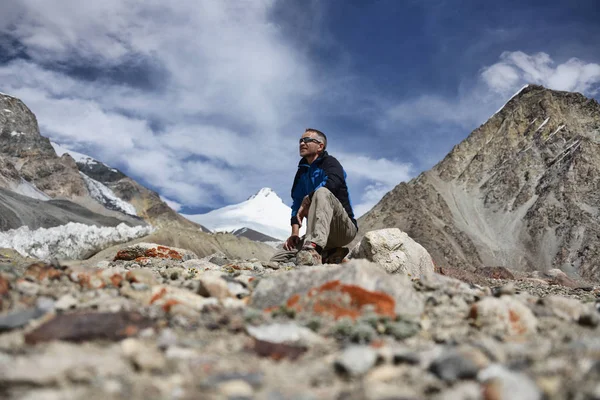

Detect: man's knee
[313, 187, 332, 200]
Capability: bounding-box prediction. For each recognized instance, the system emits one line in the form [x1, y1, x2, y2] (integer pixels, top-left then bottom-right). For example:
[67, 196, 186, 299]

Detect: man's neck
[305, 152, 321, 165]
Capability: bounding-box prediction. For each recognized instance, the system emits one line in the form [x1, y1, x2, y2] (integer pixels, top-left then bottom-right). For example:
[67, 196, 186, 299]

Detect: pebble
[218, 379, 254, 398]
[15, 280, 40, 296]
[334, 346, 379, 377]
[121, 338, 166, 372]
[429, 351, 481, 382]
[0, 307, 47, 332]
[55, 294, 77, 311]
[479, 364, 542, 400]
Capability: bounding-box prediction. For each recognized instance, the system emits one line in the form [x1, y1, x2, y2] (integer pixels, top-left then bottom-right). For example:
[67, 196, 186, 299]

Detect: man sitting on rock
[271, 128, 358, 265]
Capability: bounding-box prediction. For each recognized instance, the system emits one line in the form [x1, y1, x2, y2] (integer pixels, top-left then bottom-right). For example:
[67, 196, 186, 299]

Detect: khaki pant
[271, 187, 357, 262]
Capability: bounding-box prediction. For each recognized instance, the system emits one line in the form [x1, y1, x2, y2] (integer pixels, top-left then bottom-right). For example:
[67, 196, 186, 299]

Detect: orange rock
[279, 280, 396, 320]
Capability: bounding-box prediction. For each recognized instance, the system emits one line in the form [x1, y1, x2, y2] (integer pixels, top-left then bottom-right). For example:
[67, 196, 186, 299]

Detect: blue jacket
[290, 151, 357, 228]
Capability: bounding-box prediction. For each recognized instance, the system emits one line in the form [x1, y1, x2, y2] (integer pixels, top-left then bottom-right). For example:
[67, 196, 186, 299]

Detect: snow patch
[3, 109, 12, 113]
[544, 125, 565, 143]
[0, 222, 153, 260]
[10, 179, 51, 201]
[80, 172, 137, 216]
[51, 142, 118, 172]
[10, 131, 25, 137]
[535, 117, 550, 132]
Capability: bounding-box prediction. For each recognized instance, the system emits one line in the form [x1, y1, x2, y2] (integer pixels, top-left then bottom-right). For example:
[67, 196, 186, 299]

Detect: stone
[218, 379, 254, 398]
[420, 272, 488, 298]
[250, 260, 423, 320]
[469, 296, 537, 336]
[24, 311, 154, 344]
[492, 282, 516, 297]
[541, 295, 588, 321]
[15, 279, 40, 296]
[126, 269, 159, 286]
[114, 243, 198, 262]
[252, 339, 307, 361]
[23, 263, 62, 281]
[429, 350, 484, 382]
[479, 364, 542, 400]
[55, 294, 78, 311]
[0, 342, 130, 385]
[121, 338, 166, 372]
[477, 266, 515, 280]
[182, 259, 220, 270]
[0, 307, 47, 332]
[579, 312, 600, 328]
[350, 228, 435, 277]
[247, 323, 326, 347]
[334, 345, 379, 377]
[432, 382, 482, 400]
[149, 285, 219, 312]
[197, 272, 232, 299]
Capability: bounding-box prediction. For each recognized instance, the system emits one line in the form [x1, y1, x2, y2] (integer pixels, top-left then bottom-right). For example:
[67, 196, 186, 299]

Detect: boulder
[250, 259, 423, 319]
[350, 228, 434, 277]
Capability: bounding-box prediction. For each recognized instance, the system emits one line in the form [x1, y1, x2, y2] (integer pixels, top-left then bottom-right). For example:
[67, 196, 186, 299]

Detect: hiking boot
[295, 243, 322, 266]
[322, 247, 350, 264]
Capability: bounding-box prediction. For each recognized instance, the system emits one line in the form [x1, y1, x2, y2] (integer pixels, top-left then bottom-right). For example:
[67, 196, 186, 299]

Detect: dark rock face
[359, 85, 600, 280]
[76, 160, 126, 183]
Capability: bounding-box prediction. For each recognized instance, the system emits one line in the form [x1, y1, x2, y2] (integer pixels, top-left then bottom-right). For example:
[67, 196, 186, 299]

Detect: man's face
[299, 131, 323, 158]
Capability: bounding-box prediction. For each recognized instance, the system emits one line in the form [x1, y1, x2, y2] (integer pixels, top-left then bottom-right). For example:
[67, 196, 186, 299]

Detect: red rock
[24, 311, 154, 344]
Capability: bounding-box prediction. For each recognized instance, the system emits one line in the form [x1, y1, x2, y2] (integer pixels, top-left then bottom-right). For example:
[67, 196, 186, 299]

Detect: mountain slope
[184, 188, 303, 240]
[0, 91, 203, 231]
[358, 85, 600, 279]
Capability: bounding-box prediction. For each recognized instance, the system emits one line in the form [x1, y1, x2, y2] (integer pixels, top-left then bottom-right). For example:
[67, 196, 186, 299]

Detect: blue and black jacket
[290, 151, 357, 229]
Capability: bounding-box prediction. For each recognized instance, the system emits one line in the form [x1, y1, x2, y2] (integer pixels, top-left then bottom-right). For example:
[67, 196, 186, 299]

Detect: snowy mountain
[183, 188, 304, 241]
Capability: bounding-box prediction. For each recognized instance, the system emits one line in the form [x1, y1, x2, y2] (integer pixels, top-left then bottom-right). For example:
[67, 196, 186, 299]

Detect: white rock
[55, 294, 77, 311]
[247, 323, 326, 346]
[350, 228, 434, 277]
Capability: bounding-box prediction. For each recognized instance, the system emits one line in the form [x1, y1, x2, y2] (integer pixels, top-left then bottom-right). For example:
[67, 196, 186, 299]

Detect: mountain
[184, 188, 303, 241]
[0, 91, 201, 231]
[358, 85, 600, 280]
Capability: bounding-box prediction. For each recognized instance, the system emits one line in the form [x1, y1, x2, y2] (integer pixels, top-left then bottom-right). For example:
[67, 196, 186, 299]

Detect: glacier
[0, 222, 154, 260]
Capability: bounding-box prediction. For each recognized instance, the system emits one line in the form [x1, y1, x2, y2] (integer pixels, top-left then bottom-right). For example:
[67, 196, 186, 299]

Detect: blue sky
[1, 0, 599, 217]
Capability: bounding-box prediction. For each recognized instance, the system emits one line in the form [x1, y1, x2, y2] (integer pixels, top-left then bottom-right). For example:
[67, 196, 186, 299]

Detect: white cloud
[0, 0, 317, 208]
[160, 196, 182, 212]
[383, 51, 600, 132]
[337, 153, 413, 218]
[482, 51, 600, 95]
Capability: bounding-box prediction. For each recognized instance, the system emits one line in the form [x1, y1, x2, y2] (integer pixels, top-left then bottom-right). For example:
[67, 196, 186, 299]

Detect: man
[271, 128, 358, 265]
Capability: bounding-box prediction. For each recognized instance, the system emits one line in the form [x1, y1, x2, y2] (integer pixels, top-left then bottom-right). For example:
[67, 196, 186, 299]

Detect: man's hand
[296, 195, 311, 227]
[283, 235, 301, 251]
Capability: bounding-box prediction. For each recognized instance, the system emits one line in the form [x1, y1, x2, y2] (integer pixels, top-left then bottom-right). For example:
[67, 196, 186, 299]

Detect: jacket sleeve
[310, 157, 345, 198]
[290, 168, 303, 226]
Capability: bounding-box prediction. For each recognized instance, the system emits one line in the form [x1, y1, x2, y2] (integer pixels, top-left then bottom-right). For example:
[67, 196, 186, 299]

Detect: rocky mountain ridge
[359, 85, 600, 280]
[0, 92, 201, 231]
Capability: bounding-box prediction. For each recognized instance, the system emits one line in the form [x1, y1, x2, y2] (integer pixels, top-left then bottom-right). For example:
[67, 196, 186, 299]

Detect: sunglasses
[299, 137, 321, 144]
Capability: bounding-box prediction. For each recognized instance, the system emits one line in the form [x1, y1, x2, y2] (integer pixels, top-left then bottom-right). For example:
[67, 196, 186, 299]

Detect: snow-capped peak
[248, 187, 280, 201]
[183, 188, 304, 240]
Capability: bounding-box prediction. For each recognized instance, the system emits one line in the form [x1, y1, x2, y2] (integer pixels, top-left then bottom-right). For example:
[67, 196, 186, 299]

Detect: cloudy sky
[1, 0, 599, 217]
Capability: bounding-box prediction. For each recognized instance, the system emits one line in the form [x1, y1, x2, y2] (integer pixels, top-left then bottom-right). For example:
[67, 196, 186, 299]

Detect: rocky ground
[1, 241, 600, 400]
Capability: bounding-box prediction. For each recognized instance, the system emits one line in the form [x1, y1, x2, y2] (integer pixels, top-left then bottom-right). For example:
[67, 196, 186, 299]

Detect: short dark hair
[305, 128, 327, 151]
